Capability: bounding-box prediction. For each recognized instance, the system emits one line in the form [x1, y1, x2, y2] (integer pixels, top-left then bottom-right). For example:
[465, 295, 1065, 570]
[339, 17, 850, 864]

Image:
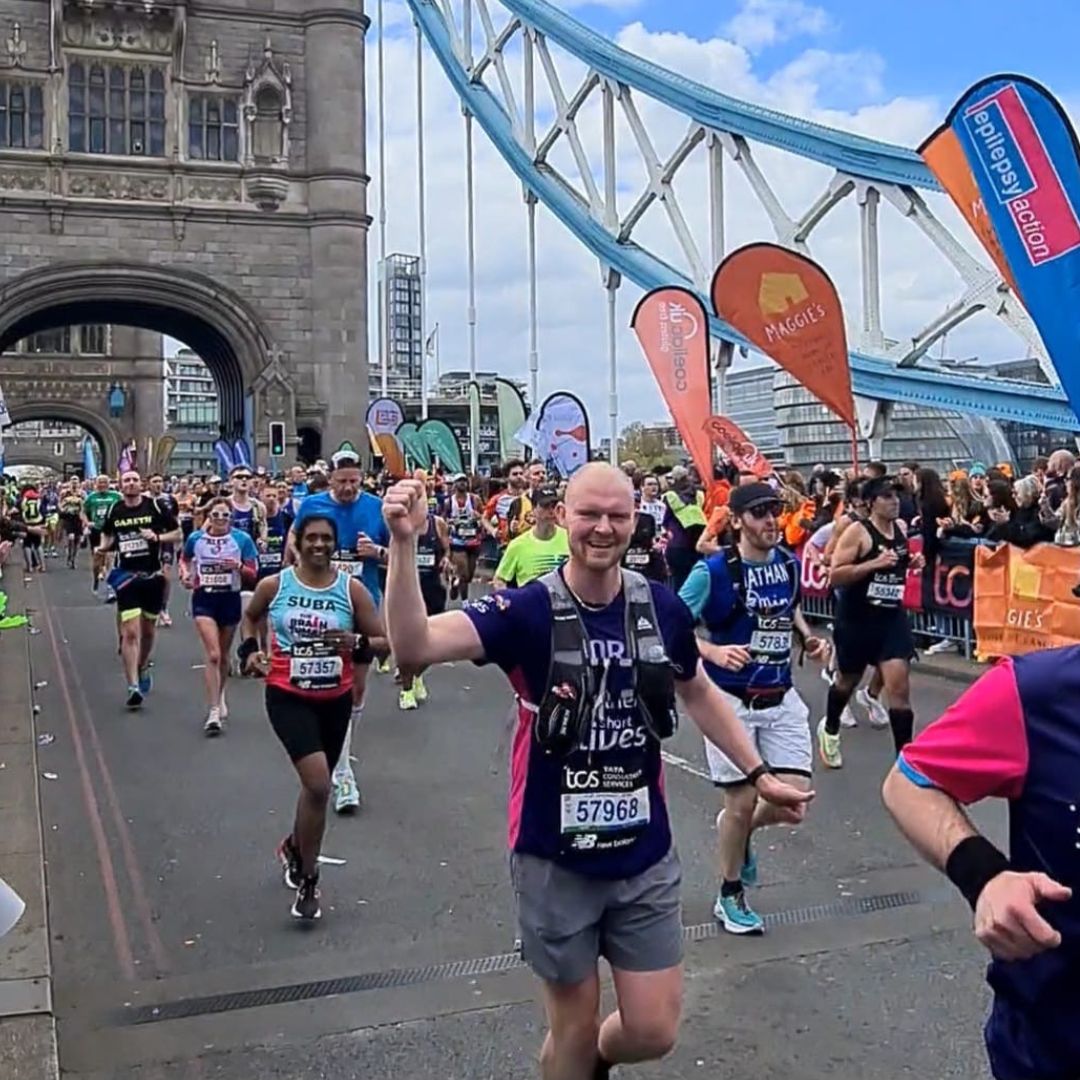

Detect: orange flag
[712, 244, 857, 449]
[631, 286, 713, 480]
[375, 433, 405, 477]
[920, 127, 1020, 298]
[703, 415, 773, 479]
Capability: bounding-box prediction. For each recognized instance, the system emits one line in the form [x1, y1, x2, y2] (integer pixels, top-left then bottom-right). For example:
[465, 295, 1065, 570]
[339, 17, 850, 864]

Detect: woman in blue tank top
[239, 514, 384, 921]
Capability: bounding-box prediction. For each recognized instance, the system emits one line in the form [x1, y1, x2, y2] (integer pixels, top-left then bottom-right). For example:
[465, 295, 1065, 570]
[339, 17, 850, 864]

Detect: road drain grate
[119, 889, 932, 1025]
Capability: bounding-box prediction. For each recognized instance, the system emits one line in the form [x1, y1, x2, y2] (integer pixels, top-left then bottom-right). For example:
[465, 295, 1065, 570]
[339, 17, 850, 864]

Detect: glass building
[724, 363, 1025, 476]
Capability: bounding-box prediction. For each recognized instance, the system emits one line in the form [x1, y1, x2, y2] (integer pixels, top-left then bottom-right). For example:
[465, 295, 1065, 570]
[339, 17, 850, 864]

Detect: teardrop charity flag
[419, 419, 465, 475]
[395, 422, 431, 470]
[921, 75, 1080, 417]
[630, 287, 713, 480]
[703, 415, 773, 479]
[712, 243, 857, 457]
[494, 378, 528, 459]
[534, 392, 590, 479]
[375, 433, 405, 477]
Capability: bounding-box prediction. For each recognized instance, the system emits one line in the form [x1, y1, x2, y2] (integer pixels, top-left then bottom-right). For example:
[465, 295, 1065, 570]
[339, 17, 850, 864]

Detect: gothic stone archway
[0, 5, 371, 463]
[6, 401, 120, 473]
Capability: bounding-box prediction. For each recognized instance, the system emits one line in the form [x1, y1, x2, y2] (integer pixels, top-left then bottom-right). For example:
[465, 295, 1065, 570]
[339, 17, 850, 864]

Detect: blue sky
[571, 0, 1080, 112]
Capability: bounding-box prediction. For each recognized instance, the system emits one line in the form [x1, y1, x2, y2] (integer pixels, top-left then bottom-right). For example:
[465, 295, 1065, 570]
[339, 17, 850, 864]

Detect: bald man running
[382, 463, 812, 1079]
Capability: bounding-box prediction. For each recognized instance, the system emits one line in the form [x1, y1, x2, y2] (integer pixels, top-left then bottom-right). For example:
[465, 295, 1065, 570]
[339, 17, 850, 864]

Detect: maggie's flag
[631, 287, 713, 480]
[921, 76, 1080, 416]
[712, 244, 857, 456]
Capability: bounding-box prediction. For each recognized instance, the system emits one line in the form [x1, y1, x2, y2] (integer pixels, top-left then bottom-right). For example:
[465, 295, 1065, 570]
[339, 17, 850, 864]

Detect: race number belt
[199, 563, 234, 592]
[867, 576, 904, 606]
[416, 550, 437, 569]
[624, 549, 651, 568]
[749, 616, 793, 664]
[259, 549, 283, 569]
[289, 640, 344, 691]
[331, 552, 364, 577]
[455, 523, 479, 540]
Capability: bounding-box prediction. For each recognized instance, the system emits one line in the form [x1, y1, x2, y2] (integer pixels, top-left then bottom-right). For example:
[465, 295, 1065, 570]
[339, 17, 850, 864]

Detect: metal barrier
[800, 592, 973, 659]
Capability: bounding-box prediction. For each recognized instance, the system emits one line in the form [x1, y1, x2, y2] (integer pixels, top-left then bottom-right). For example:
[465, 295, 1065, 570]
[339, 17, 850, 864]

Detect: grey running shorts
[510, 846, 683, 985]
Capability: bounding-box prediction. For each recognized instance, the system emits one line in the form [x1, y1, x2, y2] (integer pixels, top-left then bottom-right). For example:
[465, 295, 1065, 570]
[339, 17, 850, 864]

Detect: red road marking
[38, 595, 137, 980]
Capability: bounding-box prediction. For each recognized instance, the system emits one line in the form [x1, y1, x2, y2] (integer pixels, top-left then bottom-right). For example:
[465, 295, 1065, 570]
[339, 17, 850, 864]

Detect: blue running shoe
[138, 667, 153, 696]
[713, 890, 764, 935]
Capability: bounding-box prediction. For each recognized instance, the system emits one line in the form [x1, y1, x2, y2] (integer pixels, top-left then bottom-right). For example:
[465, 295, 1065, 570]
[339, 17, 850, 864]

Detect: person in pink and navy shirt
[882, 648, 1078, 1080]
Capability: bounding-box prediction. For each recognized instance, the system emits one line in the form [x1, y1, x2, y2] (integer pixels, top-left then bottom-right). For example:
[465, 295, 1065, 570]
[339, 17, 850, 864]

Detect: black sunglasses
[746, 502, 782, 520]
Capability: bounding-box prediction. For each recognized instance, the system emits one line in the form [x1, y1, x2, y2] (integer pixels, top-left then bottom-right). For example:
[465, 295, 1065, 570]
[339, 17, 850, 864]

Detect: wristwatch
[744, 763, 773, 788]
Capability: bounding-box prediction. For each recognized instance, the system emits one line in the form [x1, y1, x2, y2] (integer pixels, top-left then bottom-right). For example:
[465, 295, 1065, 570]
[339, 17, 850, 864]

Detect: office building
[384, 253, 423, 384]
[163, 349, 219, 474]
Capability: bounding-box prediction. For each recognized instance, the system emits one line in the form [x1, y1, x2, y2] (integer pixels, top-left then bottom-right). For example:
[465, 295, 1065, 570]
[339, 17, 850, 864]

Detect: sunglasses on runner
[746, 503, 782, 520]
[208, 511, 232, 521]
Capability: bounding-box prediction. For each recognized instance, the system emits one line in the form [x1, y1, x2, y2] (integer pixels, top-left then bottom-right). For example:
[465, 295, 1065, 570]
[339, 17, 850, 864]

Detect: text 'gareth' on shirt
[104, 496, 178, 575]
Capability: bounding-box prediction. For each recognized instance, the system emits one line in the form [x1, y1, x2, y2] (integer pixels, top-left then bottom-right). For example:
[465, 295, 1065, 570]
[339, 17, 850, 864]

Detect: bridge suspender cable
[377, 0, 389, 400]
[416, 18, 430, 422]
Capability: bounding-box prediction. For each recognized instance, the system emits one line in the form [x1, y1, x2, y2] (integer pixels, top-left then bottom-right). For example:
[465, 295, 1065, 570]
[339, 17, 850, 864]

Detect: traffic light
[269, 422, 286, 458]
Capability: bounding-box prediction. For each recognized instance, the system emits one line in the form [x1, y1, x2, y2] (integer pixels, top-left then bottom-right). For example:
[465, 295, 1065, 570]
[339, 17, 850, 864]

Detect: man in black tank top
[816, 476, 924, 769]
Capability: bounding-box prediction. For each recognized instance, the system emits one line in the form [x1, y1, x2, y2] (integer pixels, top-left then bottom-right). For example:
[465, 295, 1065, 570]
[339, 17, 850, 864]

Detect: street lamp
[107, 384, 126, 418]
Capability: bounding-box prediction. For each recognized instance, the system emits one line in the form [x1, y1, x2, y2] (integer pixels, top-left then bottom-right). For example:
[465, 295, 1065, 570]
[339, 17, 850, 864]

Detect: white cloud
[723, 0, 832, 52]
[371, 2, 1025, 439]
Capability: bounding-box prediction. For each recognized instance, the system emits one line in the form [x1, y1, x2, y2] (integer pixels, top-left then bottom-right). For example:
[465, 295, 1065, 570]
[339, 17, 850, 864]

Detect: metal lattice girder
[408, 0, 1076, 428]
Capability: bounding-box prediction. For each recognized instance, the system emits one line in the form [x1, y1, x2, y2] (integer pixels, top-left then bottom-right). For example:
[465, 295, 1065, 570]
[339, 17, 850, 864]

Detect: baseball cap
[668, 465, 689, 481]
[729, 482, 782, 515]
[451, 472, 468, 483]
[534, 485, 560, 506]
[863, 475, 904, 502]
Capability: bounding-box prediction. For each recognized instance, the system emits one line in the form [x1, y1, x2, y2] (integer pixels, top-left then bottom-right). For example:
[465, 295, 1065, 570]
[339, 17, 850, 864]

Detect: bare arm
[241, 575, 278, 644]
[384, 481, 487, 668]
[881, 766, 977, 871]
[828, 521, 882, 587]
[823, 514, 850, 562]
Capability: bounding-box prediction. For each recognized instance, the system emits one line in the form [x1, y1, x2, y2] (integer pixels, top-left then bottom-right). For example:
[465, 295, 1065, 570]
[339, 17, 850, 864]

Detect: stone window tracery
[0, 80, 44, 149]
[69, 61, 166, 156]
[189, 93, 239, 162]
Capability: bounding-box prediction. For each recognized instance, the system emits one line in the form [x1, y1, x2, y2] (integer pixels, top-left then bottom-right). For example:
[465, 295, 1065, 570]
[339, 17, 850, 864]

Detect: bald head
[565, 462, 634, 507]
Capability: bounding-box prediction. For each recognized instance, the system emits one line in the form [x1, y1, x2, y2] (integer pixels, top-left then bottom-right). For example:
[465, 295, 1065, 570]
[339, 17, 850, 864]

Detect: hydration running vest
[532, 569, 678, 757]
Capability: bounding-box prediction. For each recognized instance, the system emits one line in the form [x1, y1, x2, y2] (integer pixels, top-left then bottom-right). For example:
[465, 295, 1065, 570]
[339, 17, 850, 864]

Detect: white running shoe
[204, 707, 223, 737]
[218, 695, 228, 720]
[926, 638, 959, 655]
[840, 705, 858, 728]
[332, 766, 361, 813]
[855, 688, 890, 730]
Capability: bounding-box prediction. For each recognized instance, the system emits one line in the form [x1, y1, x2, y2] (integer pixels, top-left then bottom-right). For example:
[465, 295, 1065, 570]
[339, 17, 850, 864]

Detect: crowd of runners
[1, 449, 1076, 1080]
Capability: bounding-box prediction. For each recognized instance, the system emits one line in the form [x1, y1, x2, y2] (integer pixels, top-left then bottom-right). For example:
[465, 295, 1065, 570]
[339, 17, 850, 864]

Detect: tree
[618, 422, 682, 471]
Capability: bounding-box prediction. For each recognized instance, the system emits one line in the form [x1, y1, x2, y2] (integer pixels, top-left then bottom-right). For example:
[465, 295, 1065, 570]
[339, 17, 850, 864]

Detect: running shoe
[713, 890, 764, 935]
[855, 688, 890, 730]
[91, 579, 99, 596]
[715, 809, 758, 887]
[158, 612, 173, 628]
[204, 707, 223, 737]
[377, 657, 392, 675]
[816, 718, 843, 769]
[291, 874, 321, 920]
[332, 768, 361, 813]
[925, 638, 958, 655]
[276, 835, 301, 890]
[840, 704, 858, 728]
[218, 695, 228, 720]
[399, 688, 418, 711]
[413, 674, 428, 703]
[125, 686, 144, 710]
[138, 667, 153, 696]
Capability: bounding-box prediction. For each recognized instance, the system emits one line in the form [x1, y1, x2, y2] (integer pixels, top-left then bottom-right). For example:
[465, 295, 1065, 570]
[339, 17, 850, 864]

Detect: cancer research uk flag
[922, 76, 1080, 419]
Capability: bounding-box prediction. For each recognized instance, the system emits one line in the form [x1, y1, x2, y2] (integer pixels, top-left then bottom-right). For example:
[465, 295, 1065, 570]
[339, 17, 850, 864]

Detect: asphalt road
[22, 559, 1000, 1079]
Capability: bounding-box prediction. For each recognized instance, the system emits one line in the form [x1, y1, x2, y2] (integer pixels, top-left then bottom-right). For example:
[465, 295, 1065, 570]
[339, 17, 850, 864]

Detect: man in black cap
[818, 475, 924, 769]
[679, 482, 828, 935]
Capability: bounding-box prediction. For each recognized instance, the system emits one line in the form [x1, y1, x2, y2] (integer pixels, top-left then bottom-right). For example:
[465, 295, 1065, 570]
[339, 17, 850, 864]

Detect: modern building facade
[163, 348, 219, 474]
[383, 253, 423, 384]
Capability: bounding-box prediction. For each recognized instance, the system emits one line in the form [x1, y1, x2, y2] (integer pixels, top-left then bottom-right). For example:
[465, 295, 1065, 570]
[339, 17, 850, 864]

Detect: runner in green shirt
[82, 476, 121, 594]
[492, 485, 569, 589]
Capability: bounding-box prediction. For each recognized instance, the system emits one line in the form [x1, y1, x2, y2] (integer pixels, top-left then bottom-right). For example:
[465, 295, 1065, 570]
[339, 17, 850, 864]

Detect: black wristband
[745, 763, 772, 788]
[236, 637, 260, 667]
[945, 835, 1009, 911]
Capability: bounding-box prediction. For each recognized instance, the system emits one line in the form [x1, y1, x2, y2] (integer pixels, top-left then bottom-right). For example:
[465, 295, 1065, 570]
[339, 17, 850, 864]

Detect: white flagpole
[416, 19, 429, 421]
[377, 0, 389, 398]
[463, 0, 478, 474]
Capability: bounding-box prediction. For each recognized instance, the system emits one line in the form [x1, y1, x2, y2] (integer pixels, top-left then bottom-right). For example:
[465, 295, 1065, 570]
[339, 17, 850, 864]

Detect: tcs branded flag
[921, 76, 1080, 419]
